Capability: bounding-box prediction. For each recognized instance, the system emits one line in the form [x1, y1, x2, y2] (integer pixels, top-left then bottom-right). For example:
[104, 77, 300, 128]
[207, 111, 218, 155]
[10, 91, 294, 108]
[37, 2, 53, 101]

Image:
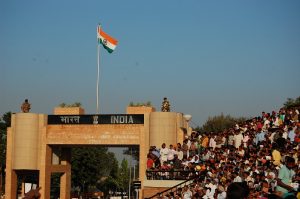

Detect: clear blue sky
[1, 0, 300, 127]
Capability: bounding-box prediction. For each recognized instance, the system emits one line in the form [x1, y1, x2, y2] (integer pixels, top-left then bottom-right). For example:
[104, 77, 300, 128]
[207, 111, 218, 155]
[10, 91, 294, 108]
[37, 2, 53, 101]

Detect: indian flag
[97, 25, 118, 53]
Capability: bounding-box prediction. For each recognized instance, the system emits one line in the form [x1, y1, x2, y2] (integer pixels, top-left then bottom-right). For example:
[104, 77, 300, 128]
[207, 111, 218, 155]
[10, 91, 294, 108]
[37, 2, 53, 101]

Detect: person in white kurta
[233, 131, 243, 149]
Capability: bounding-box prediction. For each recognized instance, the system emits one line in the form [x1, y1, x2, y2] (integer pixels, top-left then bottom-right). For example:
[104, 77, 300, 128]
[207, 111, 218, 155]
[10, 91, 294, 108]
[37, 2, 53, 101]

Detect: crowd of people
[146, 107, 300, 199]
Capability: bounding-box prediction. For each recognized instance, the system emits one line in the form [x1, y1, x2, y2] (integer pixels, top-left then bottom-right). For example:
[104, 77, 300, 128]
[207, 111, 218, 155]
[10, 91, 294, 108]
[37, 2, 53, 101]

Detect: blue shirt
[255, 131, 265, 145]
[288, 130, 295, 142]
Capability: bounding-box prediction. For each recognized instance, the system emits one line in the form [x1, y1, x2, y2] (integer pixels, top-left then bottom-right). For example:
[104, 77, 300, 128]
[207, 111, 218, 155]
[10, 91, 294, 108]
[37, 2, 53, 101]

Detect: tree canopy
[71, 147, 119, 192]
[198, 113, 247, 133]
[283, 96, 300, 109]
[0, 112, 11, 195]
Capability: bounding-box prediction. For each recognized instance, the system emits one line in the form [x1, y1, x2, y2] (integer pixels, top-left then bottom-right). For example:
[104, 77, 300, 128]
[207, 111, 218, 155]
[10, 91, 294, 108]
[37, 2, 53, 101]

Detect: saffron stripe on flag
[97, 28, 118, 46]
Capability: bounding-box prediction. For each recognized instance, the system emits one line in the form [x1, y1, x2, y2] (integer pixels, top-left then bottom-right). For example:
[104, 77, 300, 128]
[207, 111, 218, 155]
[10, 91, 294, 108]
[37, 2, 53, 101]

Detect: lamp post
[183, 114, 192, 136]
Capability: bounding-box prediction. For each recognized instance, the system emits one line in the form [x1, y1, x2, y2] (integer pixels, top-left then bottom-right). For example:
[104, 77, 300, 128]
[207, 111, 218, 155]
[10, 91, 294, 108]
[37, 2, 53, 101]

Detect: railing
[144, 174, 200, 199]
[146, 170, 202, 180]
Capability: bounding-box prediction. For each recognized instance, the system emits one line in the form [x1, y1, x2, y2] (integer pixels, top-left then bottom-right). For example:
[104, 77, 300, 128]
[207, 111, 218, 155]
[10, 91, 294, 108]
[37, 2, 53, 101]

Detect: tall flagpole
[96, 26, 100, 114]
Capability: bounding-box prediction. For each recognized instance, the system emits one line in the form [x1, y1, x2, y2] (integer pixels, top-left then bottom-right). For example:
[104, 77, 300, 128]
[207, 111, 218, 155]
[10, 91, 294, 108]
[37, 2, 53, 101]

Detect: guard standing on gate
[161, 97, 170, 112]
[21, 99, 31, 113]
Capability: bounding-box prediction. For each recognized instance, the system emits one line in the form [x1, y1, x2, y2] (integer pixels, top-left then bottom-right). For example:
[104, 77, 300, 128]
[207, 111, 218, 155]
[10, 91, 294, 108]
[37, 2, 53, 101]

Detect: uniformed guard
[21, 99, 31, 113]
[161, 97, 170, 112]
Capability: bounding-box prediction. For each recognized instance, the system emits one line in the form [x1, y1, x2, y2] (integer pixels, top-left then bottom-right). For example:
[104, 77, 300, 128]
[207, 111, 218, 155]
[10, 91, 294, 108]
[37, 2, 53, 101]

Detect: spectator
[160, 143, 169, 165]
[147, 154, 155, 170]
[182, 139, 189, 159]
[182, 185, 192, 199]
[201, 133, 209, 148]
[176, 144, 184, 161]
[189, 140, 197, 157]
[226, 182, 249, 199]
[271, 143, 281, 166]
[216, 185, 226, 199]
[147, 106, 300, 199]
[276, 156, 298, 197]
[288, 126, 296, 143]
[209, 135, 216, 150]
[276, 132, 286, 151]
[167, 144, 176, 163]
[232, 171, 242, 182]
[255, 128, 265, 145]
[227, 131, 234, 147]
[233, 130, 243, 149]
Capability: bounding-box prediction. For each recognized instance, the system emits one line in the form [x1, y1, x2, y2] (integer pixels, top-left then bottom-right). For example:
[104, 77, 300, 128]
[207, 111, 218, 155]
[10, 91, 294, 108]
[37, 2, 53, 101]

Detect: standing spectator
[287, 126, 295, 143]
[255, 128, 265, 146]
[242, 131, 250, 148]
[271, 143, 281, 166]
[227, 131, 234, 147]
[160, 143, 169, 165]
[167, 144, 176, 163]
[176, 144, 184, 161]
[209, 135, 216, 150]
[182, 139, 189, 159]
[233, 130, 243, 149]
[275, 132, 286, 151]
[189, 140, 197, 157]
[215, 133, 224, 149]
[201, 133, 209, 148]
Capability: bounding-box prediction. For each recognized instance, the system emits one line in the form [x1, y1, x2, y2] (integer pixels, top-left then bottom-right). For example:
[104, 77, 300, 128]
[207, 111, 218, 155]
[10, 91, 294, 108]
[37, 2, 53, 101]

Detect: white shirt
[217, 191, 226, 199]
[209, 137, 216, 149]
[167, 148, 176, 161]
[160, 147, 169, 162]
[183, 189, 192, 199]
[233, 175, 243, 182]
[282, 131, 288, 139]
[233, 133, 243, 149]
[177, 150, 183, 160]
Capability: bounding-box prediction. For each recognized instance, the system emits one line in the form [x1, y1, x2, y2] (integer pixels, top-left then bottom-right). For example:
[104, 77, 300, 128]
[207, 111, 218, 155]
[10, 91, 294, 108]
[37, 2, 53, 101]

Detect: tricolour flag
[97, 25, 118, 53]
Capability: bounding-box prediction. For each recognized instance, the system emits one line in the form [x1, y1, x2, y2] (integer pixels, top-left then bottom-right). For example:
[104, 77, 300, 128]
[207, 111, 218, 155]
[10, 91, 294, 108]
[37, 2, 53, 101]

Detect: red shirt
[147, 158, 154, 169]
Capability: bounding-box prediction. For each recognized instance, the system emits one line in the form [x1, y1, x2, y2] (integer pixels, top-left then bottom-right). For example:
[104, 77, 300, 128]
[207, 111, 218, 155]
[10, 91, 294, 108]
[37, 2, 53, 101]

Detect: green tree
[71, 147, 119, 195]
[58, 102, 82, 107]
[118, 159, 130, 192]
[283, 96, 300, 109]
[0, 112, 11, 195]
[122, 146, 139, 182]
[200, 113, 246, 133]
[98, 158, 130, 196]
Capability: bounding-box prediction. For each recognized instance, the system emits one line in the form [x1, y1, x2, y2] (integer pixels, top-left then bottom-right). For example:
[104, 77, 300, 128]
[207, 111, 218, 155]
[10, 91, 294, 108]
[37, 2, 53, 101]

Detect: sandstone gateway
[5, 106, 192, 199]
